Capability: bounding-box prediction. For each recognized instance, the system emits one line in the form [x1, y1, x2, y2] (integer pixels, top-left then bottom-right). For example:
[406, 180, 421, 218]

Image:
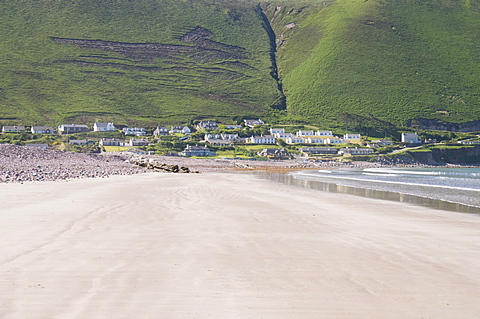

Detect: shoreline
[257, 170, 480, 215]
[0, 143, 458, 183]
[1, 172, 480, 318]
[2, 144, 478, 214]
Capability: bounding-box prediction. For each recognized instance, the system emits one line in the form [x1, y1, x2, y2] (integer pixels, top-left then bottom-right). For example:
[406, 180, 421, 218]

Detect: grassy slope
[0, 0, 280, 126]
[264, 0, 480, 127]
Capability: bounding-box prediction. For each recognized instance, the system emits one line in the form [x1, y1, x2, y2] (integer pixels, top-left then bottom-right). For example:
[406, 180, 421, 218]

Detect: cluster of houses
[1, 118, 433, 158]
[1, 123, 190, 136]
[203, 128, 367, 146]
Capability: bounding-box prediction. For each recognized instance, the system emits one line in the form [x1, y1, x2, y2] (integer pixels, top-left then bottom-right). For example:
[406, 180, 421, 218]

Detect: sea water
[263, 167, 480, 214]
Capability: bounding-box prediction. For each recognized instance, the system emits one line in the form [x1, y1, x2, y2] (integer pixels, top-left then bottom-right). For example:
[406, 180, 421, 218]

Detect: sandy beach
[1, 172, 480, 318]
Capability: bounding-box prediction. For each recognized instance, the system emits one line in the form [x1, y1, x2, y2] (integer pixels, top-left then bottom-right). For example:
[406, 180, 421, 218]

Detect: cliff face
[407, 146, 480, 165]
[408, 119, 480, 133]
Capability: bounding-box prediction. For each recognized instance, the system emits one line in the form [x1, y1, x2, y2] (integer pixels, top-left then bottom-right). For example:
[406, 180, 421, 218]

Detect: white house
[401, 133, 422, 144]
[2, 126, 26, 133]
[371, 139, 394, 146]
[153, 126, 169, 136]
[244, 119, 265, 128]
[220, 133, 240, 141]
[129, 138, 149, 146]
[248, 135, 276, 144]
[299, 147, 337, 155]
[315, 130, 333, 137]
[286, 136, 305, 144]
[196, 121, 218, 131]
[326, 137, 345, 144]
[304, 137, 325, 144]
[338, 147, 375, 155]
[269, 128, 285, 135]
[93, 122, 115, 132]
[58, 124, 89, 134]
[180, 145, 216, 157]
[31, 126, 55, 134]
[274, 132, 293, 139]
[205, 139, 232, 146]
[257, 148, 291, 159]
[170, 126, 191, 134]
[205, 134, 221, 140]
[296, 130, 315, 136]
[123, 127, 146, 136]
[344, 134, 361, 140]
[99, 138, 125, 146]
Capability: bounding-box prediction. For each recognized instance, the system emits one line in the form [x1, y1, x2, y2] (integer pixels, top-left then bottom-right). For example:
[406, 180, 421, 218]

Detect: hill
[262, 0, 480, 131]
[2, 0, 480, 131]
[0, 0, 281, 126]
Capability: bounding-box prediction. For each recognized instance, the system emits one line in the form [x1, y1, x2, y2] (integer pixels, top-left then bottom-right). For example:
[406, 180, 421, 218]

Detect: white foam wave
[293, 172, 480, 193]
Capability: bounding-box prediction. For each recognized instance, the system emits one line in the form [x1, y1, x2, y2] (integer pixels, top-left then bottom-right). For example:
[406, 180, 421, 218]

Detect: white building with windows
[344, 133, 361, 140]
[274, 132, 293, 139]
[244, 119, 265, 128]
[338, 147, 375, 155]
[269, 128, 285, 135]
[315, 130, 333, 137]
[58, 124, 89, 134]
[401, 133, 422, 144]
[31, 126, 55, 134]
[123, 127, 146, 136]
[326, 137, 345, 144]
[170, 126, 191, 134]
[305, 137, 325, 144]
[93, 122, 115, 132]
[248, 135, 276, 144]
[286, 136, 305, 144]
[296, 130, 315, 136]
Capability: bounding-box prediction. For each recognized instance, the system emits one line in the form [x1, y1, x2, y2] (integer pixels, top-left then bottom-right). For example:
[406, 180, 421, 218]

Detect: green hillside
[263, 0, 480, 128]
[0, 0, 281, 126]
[2, 0, 480, 130]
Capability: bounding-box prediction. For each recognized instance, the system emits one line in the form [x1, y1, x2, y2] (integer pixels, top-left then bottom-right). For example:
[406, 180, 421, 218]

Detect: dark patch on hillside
[51, 27, 248, 63]
[50, 27, 256, 99]
[364, 20, 398, 32]
[408, 119, 480, 132]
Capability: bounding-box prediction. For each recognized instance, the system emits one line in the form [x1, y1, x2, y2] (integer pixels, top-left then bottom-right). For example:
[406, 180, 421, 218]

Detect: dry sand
[1, 172, 480, 318]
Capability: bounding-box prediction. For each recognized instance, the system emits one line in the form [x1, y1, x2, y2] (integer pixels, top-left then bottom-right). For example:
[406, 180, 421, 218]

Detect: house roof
[32, 126, 54, 130]
[59, 124, 89, 128]
[184, 145, 210, 150]
[2, 125, 25, 130]
[94, 122, 114, 128]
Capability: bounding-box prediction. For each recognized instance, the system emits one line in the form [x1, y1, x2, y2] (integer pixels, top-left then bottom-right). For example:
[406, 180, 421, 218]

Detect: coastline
[1, 173, 480, 318]
[259, 170, 480, 214]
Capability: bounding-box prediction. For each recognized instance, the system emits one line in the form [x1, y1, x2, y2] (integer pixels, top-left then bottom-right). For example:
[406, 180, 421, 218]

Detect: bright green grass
[3, 0, 480, 131]
[103, 146, 132, 152]
[0, 0, 281, 126]
[265, 0, 480, 127]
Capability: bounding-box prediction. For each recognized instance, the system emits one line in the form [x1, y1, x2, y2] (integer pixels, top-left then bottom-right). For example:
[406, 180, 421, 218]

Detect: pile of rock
[128, 155, 198, 173]
[0, 144, 146, 183]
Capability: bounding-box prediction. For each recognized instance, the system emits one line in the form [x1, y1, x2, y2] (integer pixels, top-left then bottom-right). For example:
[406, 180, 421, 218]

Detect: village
[1, 119, 433, 161]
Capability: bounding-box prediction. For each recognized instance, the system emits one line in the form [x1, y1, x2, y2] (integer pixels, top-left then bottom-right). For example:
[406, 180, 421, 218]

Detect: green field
[263, 0, 480, 127]
[0, 0, 281, 126]
[2, 0, 480, 131]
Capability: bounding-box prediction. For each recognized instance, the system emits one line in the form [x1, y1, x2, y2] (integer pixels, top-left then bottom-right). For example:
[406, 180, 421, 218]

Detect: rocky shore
[1, 144, 395, 183]
[0, 144, 146, 183]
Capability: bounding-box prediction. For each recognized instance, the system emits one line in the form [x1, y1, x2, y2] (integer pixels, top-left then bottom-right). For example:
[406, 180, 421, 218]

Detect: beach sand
[1, 172, 480, 318]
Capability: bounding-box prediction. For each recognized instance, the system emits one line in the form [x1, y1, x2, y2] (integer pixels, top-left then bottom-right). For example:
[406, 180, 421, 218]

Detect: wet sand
[1, 172, 480, 318]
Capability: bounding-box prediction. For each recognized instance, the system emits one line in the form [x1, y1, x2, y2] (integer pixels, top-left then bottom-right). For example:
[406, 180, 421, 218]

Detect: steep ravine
[256, 4, 286, 111]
